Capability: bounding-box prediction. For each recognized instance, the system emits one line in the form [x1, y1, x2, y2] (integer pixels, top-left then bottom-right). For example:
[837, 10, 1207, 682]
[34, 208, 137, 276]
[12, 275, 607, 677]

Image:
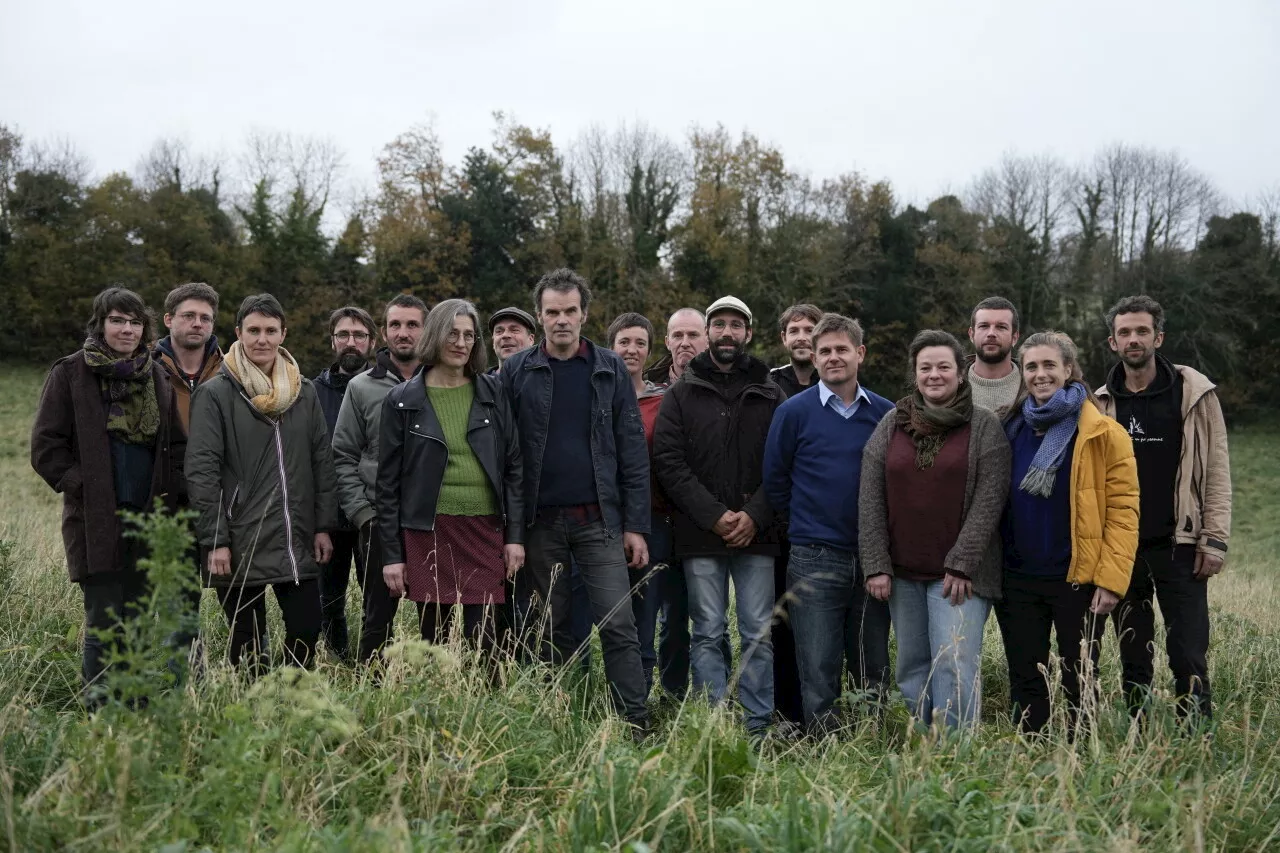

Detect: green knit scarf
[894, 381, 973, 469]
[83, 338, 160, 445]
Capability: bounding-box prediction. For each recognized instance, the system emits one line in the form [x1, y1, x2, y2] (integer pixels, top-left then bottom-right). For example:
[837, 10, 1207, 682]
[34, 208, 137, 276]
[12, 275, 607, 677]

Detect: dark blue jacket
[314, 365, 355, 442]
[499, 338, 650, 537]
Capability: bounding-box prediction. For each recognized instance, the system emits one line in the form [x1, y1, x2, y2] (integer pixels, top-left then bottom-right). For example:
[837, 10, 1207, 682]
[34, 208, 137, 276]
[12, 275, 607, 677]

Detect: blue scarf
[1005, 381, 1086, 498]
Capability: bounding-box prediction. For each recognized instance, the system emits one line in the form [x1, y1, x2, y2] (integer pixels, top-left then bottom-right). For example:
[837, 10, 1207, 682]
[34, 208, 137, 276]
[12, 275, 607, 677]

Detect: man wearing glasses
[314, 306, 378, 662]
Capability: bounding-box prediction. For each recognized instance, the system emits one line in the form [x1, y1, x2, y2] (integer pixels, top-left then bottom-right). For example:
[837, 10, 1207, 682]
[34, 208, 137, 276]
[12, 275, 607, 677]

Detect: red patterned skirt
[403, 515, 506, 605]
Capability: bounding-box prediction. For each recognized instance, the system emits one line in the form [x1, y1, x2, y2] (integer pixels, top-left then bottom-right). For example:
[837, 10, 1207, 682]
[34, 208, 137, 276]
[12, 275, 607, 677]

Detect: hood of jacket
[368, 347, 414, 383]
[156, 334, 223, 379]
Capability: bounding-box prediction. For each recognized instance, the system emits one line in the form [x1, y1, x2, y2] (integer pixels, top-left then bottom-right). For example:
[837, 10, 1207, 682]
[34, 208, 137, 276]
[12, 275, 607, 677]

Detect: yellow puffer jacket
[1066, 400, 1139, 596]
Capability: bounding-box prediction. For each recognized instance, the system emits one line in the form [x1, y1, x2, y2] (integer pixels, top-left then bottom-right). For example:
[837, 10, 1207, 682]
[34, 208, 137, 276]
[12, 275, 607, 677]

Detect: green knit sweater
[427, 383, 499, 517]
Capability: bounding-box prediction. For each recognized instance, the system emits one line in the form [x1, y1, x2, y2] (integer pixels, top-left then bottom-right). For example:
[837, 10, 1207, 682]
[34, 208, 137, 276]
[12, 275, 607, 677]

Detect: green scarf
[894, 381, 973, 469]
[83, 338, 160, 445]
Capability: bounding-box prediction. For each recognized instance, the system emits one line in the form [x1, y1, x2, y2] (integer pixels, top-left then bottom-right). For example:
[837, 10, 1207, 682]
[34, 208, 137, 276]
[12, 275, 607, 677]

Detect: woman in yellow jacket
[996, 331, 1138, 735]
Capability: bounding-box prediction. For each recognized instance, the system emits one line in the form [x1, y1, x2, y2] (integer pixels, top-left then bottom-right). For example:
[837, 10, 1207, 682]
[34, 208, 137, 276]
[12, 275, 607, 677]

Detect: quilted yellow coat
[1064, 400, 1139, 596]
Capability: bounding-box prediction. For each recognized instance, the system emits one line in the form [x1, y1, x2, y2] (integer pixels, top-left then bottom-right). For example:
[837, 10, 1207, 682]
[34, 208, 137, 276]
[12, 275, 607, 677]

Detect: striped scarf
[1005, 381, 1086, 498]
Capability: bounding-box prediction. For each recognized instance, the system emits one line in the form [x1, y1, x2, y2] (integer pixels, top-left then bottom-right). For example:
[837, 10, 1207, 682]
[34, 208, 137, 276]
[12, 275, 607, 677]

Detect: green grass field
[2, 365, 1278, 851]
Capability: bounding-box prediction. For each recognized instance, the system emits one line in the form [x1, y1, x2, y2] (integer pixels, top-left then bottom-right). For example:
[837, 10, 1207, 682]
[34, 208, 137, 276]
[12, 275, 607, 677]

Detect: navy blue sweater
[763, 384, 894, 551]
[537, 353, 598, 508]
[1002, 423, 1076, 578]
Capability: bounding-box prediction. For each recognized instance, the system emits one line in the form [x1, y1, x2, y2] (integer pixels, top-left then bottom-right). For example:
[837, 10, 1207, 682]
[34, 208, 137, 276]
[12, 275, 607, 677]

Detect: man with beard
[966, 296, 1022, 415]
[314, 306, 378, 661]
[769, 304, 822, 398]
[1096, 295, 1231, 725]
[644, 308, 707, 386]
[654, 296, 783, 739]
[331, 295, 428, 664]
[154, 282, 224, 675]
[489, 306, 537, 371]
[156, 283, 224, 431]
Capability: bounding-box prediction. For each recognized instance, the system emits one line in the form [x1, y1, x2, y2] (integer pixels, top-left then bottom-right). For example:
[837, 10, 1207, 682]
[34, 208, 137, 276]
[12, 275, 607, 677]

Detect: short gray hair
[416, 298, 488, 376]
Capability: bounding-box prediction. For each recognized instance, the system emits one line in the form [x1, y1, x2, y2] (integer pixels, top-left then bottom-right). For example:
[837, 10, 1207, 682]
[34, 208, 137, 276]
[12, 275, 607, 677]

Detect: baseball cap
[487, 306, 537, 335]
[705, 295, 752, 325]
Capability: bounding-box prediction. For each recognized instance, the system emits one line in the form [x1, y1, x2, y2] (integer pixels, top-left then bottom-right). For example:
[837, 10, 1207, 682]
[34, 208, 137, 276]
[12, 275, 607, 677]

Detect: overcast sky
[3, 0, 1277, 214]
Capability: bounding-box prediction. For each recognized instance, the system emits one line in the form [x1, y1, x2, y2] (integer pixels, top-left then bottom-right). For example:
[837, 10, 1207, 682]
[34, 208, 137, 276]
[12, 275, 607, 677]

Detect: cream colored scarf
[225, 341, 302, 418]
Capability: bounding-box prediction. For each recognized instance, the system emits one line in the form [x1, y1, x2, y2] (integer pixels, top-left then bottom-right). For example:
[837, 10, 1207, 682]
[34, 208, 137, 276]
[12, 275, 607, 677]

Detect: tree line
[1, 117, 1277, 415]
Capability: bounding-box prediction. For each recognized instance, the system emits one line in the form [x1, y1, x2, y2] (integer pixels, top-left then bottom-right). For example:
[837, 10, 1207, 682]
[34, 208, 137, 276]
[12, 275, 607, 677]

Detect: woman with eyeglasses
[31, 287, 186, 707]
[378, 299, 524, 657]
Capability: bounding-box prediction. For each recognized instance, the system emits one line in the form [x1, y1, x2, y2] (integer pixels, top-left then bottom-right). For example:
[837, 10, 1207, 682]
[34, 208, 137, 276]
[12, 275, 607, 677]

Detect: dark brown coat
[30, 352, 186, 583]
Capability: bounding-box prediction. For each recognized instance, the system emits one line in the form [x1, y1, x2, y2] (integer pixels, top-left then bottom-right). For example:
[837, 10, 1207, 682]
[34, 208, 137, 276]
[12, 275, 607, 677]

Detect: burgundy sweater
[885, 423, 972, 581]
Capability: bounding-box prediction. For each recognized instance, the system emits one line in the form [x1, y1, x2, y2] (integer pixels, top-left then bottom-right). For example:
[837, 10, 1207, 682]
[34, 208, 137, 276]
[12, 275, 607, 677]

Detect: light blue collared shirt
[818, 381, 870, 420]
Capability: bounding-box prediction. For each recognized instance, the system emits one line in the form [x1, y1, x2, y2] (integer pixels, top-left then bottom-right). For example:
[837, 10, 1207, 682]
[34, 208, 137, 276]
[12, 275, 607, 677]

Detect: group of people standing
[31, 271, 1231, 742]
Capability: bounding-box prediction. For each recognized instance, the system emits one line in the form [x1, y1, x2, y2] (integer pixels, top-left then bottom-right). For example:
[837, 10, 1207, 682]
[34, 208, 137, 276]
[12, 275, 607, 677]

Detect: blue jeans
[655, 551, 732, 697]
[788, 543, 891, 728]
[888, 577, 991, 729]
[685, 554, 775, 732]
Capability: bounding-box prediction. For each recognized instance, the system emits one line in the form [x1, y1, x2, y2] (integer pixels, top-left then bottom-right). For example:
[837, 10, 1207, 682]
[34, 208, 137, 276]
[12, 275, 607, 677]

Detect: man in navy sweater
[763, 313, 894, 733]
[500, 269, 652, 737]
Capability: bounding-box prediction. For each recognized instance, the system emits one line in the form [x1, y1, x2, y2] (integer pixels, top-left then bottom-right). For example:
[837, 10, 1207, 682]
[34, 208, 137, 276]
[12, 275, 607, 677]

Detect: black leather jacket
[376, 371, 524, 565]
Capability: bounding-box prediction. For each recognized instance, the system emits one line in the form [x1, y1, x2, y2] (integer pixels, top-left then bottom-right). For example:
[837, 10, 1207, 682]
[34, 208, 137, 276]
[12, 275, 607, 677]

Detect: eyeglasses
[709, 318, 747, 332]
[446, 330, 477, 345]
[333, 331, 371, 343]
[177, 311, 214, 325]
[106, 316, 145, 330]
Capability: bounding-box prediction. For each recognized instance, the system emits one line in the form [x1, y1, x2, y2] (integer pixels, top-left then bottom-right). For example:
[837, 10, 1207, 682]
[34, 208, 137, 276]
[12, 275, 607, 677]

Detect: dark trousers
[522, 511, 649, 722]
[629, 513, 676, 697]
[357, 524, 403, 663]
[417, 601, 499, 649]
[1110, 543, 1212, 719]
[567, 560, 595, 672]
[216, 578, 322, 674]
[996, 574, 1107, 735]
[79, 535, 151, 708]
[319, 528, 363, 661]
[772, 543, 804, 724]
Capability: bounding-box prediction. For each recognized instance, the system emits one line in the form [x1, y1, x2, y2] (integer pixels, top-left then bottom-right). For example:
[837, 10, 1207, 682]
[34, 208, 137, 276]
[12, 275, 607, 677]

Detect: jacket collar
[644, 353, 674, 384]
[1095, 357, 1215, 418]
[687, 351, 774, 385]
[522, 336, 609, 372]
[396, 371, 496, 411]
[369, 347, 415, 383]
[155, 334, 223, 382]
[1077, 398, 1111, 441]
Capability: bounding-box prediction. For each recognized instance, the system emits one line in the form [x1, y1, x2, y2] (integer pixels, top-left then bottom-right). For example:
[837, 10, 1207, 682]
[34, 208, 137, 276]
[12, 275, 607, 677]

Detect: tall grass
[2, 365, 1279, 851]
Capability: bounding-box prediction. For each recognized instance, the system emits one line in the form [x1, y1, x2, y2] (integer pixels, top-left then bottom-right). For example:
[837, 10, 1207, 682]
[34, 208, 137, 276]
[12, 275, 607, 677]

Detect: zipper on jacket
[272, 422, 301, 585]
[225, 484, 240, 521]
[467, 409, 507, 531]
[409, 427, 449, 529]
